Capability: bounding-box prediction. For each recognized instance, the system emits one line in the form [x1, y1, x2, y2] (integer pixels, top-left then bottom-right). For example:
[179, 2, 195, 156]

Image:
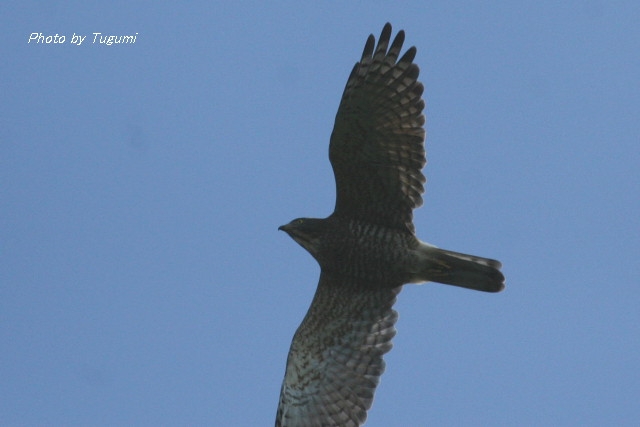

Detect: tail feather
[416, 245, 505, 293]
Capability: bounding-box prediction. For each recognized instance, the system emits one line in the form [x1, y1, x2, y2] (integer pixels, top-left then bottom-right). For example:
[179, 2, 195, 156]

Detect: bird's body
[283, 216, 418, 286]
[276, 23, 504, 427]
[281, 215, 504, 291]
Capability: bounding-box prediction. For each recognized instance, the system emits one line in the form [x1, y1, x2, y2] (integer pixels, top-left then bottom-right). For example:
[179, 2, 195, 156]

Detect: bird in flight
[276, 23, 505, 427]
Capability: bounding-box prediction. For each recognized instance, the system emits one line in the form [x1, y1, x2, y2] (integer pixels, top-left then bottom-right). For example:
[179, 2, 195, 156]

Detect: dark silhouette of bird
[276, 23, 504, 427]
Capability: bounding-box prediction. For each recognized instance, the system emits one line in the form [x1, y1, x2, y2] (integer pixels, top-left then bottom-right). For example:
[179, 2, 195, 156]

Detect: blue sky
[2, 1, 639, 425]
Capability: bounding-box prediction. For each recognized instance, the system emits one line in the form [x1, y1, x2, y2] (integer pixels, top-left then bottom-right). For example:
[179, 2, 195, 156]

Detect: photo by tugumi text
[27, 32, 138, 46]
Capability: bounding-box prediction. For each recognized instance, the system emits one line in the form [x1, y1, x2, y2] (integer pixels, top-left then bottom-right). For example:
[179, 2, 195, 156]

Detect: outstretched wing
[330, 23, 426, 233]
[276, 272, 401, 427]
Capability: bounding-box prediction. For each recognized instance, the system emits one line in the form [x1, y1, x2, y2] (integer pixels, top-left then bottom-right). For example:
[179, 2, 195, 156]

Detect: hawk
[276, 23, 504, 427]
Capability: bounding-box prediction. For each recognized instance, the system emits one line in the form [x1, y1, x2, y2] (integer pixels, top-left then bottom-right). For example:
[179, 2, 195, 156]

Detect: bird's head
[278, 218, 327, 258]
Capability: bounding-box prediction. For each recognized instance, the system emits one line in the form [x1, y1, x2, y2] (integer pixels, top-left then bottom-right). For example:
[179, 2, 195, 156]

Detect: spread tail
[415, 245, 505, 293]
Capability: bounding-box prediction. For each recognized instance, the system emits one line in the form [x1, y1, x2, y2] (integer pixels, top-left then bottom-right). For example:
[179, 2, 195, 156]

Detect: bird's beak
[279, 223, 294, 235]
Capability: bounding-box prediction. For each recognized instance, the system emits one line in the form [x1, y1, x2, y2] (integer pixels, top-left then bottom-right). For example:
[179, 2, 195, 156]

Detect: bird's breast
[317, 218, 419, 286]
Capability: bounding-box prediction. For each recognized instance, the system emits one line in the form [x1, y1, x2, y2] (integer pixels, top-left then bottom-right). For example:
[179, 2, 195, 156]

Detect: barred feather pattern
[276, 273, 401, 427]
[330, 22, 426, 233]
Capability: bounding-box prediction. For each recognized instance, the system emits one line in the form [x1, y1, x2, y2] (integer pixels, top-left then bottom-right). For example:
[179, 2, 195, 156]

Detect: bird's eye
[296, 219, 304, 225]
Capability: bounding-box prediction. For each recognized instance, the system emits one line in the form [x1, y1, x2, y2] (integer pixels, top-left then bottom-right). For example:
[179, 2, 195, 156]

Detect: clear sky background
[2, 1, 639, 426]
